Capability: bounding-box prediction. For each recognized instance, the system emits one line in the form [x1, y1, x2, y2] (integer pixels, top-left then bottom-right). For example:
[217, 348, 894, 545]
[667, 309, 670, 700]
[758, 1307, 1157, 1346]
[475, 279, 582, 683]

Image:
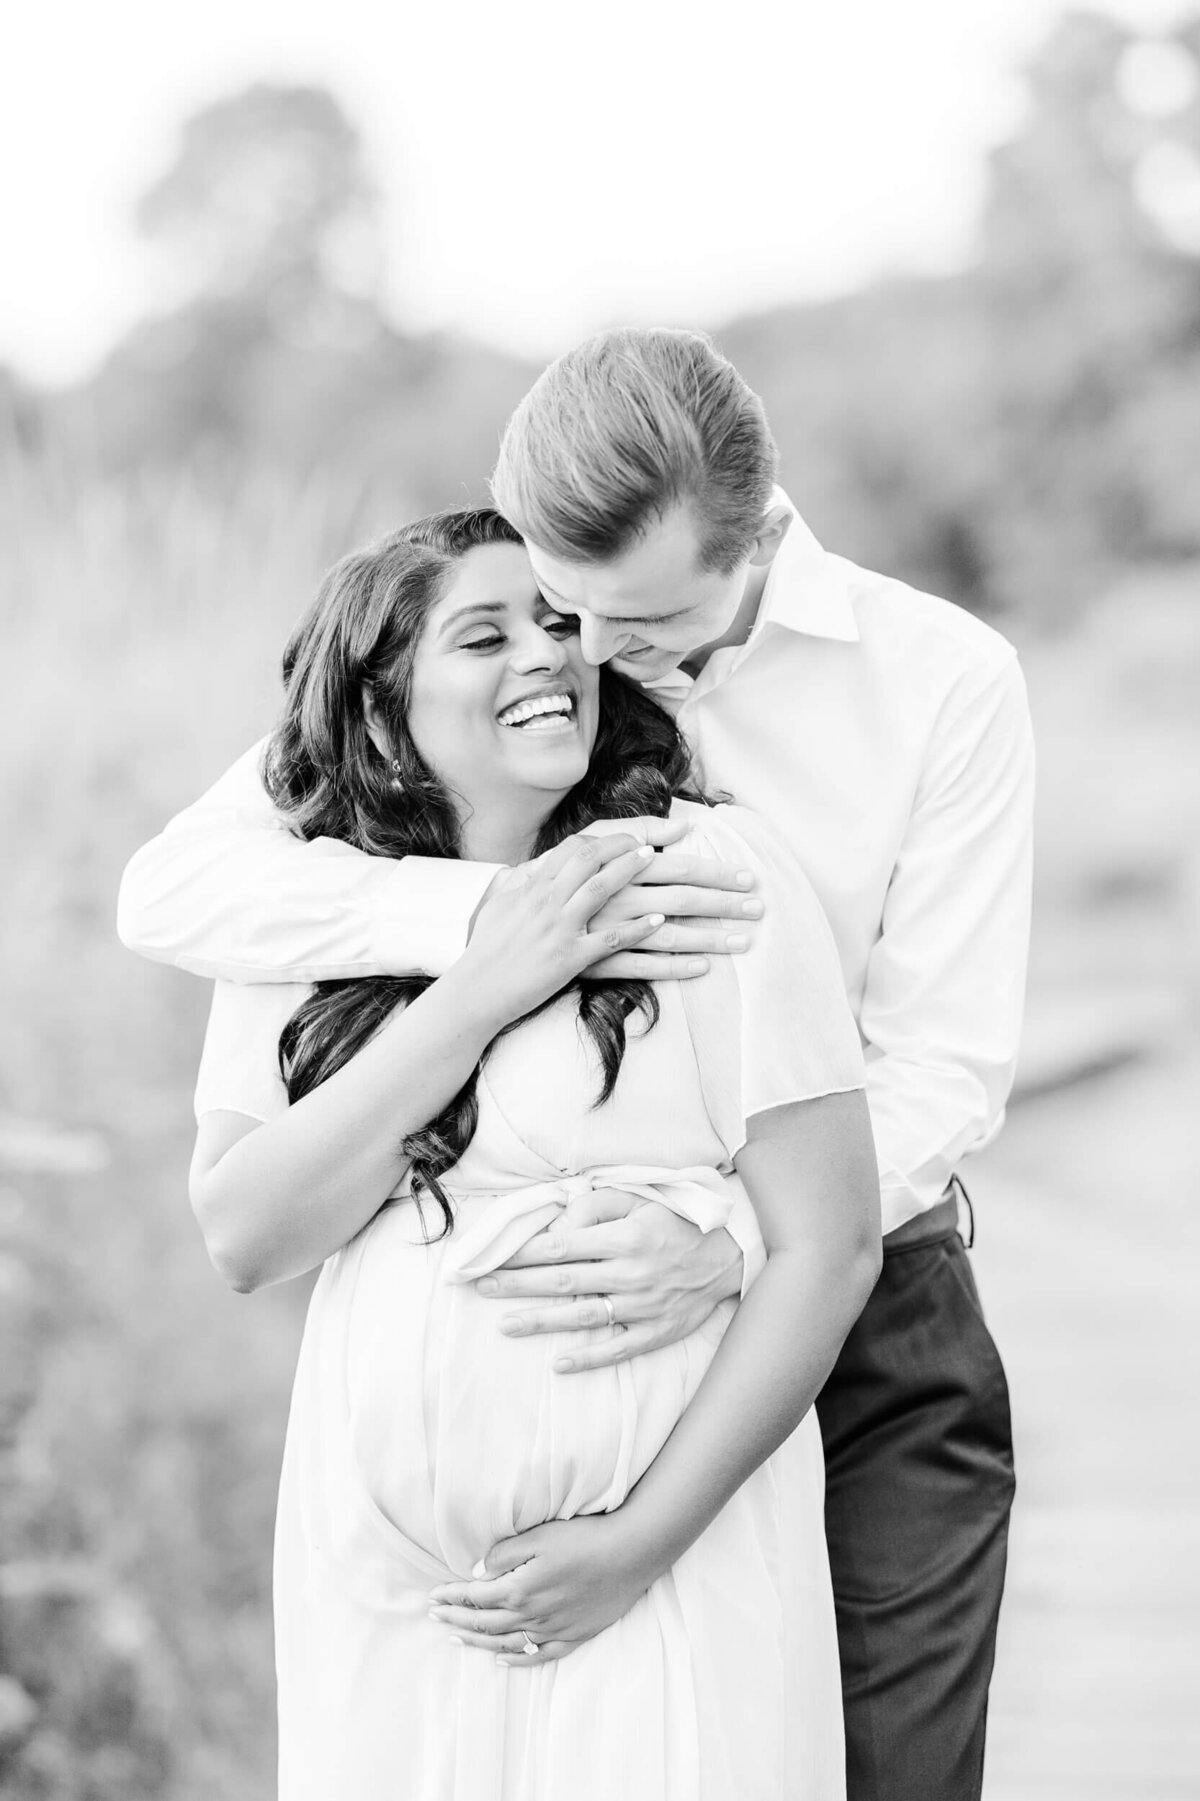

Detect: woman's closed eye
[460, 614, 578, 653]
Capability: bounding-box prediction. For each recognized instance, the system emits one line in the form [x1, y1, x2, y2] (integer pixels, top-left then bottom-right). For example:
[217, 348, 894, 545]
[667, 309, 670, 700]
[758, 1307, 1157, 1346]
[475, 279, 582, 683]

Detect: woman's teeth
[497, 694, 575, 729]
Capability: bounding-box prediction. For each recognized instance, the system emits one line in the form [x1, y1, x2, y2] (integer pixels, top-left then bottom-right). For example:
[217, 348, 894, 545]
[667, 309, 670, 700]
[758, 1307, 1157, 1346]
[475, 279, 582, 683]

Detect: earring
[390, 757, 403, 790]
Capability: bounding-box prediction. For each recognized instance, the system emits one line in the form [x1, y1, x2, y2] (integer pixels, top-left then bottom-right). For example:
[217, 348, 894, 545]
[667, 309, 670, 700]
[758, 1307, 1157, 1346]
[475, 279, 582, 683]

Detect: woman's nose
[511, 624, 569, 674]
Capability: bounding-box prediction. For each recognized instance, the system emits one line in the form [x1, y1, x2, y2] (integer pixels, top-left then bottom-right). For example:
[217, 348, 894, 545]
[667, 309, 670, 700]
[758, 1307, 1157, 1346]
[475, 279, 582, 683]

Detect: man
[119, 327, 1032, 1800]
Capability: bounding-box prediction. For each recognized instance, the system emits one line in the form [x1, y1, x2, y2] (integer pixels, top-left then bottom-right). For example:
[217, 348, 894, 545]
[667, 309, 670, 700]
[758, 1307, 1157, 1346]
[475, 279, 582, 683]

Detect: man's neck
[681, 559, 773, 679]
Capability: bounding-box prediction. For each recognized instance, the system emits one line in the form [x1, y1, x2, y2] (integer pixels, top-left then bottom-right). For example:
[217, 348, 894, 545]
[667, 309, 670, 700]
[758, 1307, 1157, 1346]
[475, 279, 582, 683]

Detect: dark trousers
[815, 1209, 1015, 1801]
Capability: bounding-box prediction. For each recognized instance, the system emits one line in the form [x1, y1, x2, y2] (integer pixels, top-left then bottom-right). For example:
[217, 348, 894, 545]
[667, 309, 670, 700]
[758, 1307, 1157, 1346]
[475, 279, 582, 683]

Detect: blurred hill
[4, 12, 1200, 618]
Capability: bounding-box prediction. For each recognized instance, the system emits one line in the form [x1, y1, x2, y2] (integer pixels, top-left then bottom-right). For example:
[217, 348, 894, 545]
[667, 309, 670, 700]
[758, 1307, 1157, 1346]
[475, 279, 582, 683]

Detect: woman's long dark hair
[265, 505, 707, 1236]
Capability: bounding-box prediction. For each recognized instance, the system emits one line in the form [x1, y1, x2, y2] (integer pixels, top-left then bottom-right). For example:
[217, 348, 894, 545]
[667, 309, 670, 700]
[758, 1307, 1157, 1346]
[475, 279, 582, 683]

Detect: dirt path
[969, 1045, 1200, 1800]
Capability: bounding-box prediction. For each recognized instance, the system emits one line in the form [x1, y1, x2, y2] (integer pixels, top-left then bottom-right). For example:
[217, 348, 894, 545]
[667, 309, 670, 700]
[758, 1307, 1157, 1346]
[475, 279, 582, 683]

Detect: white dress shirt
[118, 491, 1034, 1234]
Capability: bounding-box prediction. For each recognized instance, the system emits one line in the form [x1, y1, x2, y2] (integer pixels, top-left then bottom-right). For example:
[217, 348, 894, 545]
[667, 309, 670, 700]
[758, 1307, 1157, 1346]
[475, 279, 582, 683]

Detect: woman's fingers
[429, 1603, 525, 1637]
[556, 844, 659, 924]
[496, 1638, 576, 1667]
[444, 1626, 542, 1656]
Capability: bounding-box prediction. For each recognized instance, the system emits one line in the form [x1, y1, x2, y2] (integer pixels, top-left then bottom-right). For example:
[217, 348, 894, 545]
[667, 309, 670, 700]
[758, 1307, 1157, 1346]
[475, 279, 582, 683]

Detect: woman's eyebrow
[437, 602, 507, 637]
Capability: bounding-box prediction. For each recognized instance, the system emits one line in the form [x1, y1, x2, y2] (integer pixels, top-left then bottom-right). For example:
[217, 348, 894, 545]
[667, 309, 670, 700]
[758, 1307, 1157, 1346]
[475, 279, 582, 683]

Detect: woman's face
[405, 541, 600, 823]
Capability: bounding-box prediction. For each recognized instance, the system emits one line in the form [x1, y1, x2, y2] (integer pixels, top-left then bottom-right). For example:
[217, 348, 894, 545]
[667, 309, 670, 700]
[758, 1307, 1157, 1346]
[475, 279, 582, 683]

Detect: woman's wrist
[431, 954, 522, 1045]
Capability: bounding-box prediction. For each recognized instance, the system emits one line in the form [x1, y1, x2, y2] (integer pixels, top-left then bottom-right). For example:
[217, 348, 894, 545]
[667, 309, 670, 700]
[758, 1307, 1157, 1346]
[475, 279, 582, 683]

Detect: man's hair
[491, 327, 778, 576]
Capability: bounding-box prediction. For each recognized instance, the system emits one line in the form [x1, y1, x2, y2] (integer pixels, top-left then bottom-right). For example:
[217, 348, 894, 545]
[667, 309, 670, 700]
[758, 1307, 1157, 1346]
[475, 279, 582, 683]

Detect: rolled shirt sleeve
[117, 741, 501, 983]
[858, 654, 1035, 1232]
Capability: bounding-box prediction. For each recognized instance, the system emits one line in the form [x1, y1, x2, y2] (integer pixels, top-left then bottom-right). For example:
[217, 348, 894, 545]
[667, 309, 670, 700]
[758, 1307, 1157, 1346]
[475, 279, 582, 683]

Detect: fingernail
[428, 1609, 442, 1621]
[472, 1560, 489, 1579]
[741, 899, 763, 918]
[636, 845, 655, 859]
[726, 934, 749, 952]
[448, 1636, 463, 1647]
[688, 958, 709, 974]
[500, 1316, 524, 1335]
[553, 1358, 574, 1373]
[476, 1278, 499, 1296]
[736, 870, 754, 889]
[496, 1657, 513, 1667]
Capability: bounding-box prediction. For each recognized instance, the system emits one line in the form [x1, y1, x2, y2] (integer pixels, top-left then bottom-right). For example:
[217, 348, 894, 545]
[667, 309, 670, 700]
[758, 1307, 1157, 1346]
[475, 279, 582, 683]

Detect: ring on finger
[601, 1294, 617, 1329]
[520, 1630, 538, 1657]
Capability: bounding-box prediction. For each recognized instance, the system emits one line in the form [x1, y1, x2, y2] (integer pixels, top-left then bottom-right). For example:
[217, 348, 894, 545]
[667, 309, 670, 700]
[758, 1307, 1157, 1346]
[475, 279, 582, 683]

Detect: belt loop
[952, 1174, 976, 1249]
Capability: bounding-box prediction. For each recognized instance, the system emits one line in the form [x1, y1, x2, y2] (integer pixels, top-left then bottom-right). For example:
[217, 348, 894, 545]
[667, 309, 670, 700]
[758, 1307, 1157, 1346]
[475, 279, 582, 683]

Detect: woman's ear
[361, 683, 391, 762]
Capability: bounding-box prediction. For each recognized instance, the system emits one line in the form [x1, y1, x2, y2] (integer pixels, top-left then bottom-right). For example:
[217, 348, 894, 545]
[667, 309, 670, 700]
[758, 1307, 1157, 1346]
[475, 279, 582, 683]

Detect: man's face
[523, 505, 750, 681]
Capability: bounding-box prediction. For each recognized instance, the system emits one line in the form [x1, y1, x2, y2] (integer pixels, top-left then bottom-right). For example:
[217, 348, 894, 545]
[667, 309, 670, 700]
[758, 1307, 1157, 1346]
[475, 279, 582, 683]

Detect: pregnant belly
[327, 1199, 734, 1580]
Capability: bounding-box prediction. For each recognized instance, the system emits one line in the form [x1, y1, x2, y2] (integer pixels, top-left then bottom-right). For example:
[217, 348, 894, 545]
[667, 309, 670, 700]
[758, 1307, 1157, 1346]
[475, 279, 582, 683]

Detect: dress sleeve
[678, 803, 866, 1161]
[192, 979, 310, 1122]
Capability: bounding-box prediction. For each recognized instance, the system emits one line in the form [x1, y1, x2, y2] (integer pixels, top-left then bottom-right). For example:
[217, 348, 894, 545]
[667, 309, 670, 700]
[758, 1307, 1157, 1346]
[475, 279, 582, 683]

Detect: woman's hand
[427, 1514, 658, 1667]
[458, 833, 669, 1029]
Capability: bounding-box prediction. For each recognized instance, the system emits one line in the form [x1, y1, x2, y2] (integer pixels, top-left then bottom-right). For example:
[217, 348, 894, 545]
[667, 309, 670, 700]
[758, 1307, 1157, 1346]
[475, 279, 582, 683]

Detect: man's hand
[473, 1192, 744, 1372]
[584, 816, 764, 980]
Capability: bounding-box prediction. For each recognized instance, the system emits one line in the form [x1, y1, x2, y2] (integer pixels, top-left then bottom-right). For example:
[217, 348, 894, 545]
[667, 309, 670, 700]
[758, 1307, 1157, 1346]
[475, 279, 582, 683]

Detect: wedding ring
[601, 1294, 617, 1328]
[521, 1630, 538, 1656]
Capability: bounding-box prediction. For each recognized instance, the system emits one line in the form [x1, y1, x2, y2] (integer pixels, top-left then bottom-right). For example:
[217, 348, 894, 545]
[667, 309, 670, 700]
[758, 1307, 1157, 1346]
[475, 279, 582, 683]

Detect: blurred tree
[135, 85, 381, 327]
[727, 8, 1200, 619]
[974, 9, 1200, 606]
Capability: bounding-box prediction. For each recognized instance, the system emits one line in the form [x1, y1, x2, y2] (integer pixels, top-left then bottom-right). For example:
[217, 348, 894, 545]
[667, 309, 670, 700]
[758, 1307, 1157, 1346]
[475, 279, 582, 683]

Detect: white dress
[193, 802, 866, 1801]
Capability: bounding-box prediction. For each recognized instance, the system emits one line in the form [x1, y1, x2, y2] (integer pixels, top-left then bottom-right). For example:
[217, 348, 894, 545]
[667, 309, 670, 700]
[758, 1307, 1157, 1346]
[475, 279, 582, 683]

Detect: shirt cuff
[878, 1166, 955, 1238]
[371, 857, 504, 977]
[725, 1176, 767, 1299]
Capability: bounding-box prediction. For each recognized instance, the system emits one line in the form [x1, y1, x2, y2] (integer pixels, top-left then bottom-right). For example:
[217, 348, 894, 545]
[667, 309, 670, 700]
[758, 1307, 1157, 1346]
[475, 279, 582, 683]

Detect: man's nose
[578, 612, 629, 667]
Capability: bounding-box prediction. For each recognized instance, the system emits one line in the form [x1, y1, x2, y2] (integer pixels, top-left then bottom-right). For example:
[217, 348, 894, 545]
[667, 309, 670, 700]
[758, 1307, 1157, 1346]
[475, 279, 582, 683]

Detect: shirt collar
[753, 486, 860, 645]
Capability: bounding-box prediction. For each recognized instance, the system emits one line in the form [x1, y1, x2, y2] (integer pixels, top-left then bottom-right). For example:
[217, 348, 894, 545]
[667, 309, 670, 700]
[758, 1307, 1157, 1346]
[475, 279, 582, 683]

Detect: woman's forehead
[433, 541, 539, 620]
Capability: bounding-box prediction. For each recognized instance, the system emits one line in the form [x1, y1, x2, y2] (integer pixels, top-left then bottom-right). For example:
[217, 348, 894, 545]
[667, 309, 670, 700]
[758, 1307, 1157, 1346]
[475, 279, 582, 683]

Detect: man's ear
[361, 684, 391, 761]
[748, 504, 793, 568]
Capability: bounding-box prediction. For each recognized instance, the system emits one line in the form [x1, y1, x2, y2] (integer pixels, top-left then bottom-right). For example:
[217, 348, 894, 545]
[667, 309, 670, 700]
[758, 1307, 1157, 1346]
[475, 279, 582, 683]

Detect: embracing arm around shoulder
[118, 741, 501, 983]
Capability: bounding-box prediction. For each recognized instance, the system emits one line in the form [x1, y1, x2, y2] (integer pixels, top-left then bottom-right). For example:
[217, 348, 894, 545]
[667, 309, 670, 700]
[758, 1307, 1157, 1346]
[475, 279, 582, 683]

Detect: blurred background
[2, 1, 1198, 1795]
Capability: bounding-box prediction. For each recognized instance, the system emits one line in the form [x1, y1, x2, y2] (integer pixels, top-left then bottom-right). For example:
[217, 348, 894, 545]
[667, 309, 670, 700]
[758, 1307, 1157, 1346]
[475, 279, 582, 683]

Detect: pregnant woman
[187, 506, 880, 1800]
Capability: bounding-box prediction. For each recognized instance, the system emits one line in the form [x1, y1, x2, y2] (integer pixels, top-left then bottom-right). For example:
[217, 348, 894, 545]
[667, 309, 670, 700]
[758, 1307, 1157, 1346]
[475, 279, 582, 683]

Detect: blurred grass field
[1, 462, 1198, 1798]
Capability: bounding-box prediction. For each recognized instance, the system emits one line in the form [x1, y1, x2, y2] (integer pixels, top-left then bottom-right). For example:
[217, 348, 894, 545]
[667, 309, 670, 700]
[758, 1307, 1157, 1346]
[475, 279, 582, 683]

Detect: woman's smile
[405, 543, 600, 841]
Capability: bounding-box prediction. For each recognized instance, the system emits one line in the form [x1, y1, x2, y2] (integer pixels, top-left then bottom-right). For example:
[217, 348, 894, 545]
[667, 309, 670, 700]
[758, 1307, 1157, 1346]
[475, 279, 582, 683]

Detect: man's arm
[117, 740, 501, 983]
[117, 743, 764, 985]
[859, 653, 1035, 1232]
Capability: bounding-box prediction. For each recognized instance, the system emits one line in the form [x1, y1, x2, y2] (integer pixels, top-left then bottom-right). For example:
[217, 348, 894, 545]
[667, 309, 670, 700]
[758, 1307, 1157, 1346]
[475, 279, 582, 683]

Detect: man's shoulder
[829, 554, 1019, 684]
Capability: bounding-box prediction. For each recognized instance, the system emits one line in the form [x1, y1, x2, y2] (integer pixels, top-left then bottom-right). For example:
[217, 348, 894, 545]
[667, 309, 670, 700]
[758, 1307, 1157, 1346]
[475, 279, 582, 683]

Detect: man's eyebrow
[437, 601, 507, 638]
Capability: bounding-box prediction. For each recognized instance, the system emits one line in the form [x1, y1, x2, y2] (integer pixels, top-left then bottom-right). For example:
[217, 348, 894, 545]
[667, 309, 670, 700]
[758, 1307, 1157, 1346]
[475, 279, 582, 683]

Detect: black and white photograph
[1, 1, 1198, 1797]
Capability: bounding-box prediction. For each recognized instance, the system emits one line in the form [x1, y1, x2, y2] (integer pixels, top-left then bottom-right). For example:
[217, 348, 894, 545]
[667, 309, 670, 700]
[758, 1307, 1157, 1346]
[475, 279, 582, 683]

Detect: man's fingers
[631, 852, 757, 893]
[552, 1326, 657, 1374]
[585, 951, 712, 981]
[499, 1300, 639, 1338]
[561, 1185, 642, 1229]
[618, 882, 765, 922]
[637, 922, 752, 956]
[495, 1222, 631, 1271]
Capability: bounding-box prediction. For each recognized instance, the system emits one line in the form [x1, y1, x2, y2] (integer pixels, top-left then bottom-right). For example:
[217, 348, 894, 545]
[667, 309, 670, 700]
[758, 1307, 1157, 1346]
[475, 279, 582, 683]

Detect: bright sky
[1, 0, 1191, 384]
